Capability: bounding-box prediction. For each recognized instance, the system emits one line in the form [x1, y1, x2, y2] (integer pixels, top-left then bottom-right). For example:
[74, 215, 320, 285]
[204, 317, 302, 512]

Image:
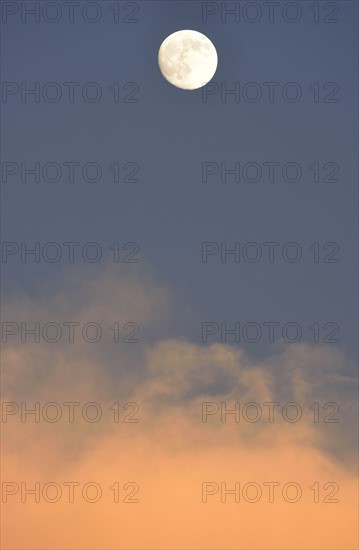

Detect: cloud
[1, 264, 358, 549]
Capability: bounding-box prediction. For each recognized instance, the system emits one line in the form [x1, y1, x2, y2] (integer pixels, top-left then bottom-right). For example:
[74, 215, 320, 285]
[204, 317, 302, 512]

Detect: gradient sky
[1, 1, 358, 549]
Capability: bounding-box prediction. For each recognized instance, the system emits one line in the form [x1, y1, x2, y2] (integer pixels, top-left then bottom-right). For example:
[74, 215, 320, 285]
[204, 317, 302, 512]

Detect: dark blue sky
[1, 0, 358, 364]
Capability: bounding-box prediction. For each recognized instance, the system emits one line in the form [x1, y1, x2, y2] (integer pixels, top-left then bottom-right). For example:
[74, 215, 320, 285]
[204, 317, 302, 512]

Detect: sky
[1, 1, 358, 549]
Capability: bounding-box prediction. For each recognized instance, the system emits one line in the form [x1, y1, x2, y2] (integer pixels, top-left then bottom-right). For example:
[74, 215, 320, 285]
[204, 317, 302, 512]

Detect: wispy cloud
[2, 264, 358, 549]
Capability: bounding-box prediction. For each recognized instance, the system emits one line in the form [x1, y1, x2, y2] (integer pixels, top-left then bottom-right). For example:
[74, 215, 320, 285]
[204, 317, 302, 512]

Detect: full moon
[158, 30, 218, 90]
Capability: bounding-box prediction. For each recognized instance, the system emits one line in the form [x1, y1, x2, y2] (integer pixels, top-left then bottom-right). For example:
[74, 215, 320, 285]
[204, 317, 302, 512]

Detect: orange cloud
[1, 265, 358, 549]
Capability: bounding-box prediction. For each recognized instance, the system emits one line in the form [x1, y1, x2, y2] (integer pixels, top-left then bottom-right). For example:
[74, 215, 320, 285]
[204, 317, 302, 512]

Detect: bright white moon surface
[158, 30, 218, 90]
